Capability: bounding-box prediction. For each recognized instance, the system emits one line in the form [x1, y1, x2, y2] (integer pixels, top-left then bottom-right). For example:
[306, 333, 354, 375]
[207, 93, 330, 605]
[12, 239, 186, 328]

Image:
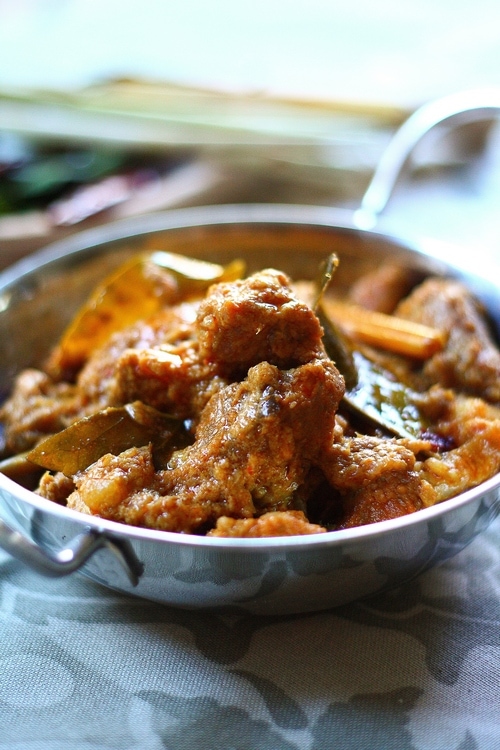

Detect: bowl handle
[0, 518, 143, 586]
[355, 88, 500, 228]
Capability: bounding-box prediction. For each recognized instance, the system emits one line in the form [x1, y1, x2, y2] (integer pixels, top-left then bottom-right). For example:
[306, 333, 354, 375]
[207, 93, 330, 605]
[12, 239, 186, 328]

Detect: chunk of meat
[196, 269, 325, 374]
[349, 263, 419, 314]
[67, 359, 345, 533]
[395, 278, 500, 404]
[417, 392, 500, 505]
[76, 301, 200, 410]
[67, 445, 158, 521]
[321, 434, 424, 527]
[337, 471, 424, 528]
[208, 511, 327, 537]
[36, 470, 75, 505]
[109, 342, 226, 419]
[0, 369, 80, 455]
[323, 434, 418, 489]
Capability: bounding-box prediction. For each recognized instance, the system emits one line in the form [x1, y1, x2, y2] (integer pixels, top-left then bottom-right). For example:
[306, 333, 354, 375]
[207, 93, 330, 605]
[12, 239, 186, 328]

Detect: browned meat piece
[67, 358, 345, 533]
[196, 269, 325, 375]
[320, 434, 424, 526]
[349, 263, 419, 314]
[208, 511, 327, 537]
[323, 434, 418, 489]
[67, 445, 158, 521]
[417, 391, 500, 505]
[337, 471, 423, 528]
[76, 302, 200, 410]
[36, 471, 75, 505]
[109, 342, 226, 419]
[395, 278, 500, 404]
[0, 369, 80, 455]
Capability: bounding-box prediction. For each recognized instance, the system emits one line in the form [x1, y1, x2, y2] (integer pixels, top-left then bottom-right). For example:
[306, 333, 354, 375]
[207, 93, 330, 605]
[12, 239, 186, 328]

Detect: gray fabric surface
[1, 514, 500, 749]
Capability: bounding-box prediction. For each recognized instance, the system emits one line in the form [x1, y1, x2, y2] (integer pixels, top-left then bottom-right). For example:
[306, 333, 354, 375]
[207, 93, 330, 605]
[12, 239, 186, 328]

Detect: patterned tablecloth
[1, 514, 500, 750]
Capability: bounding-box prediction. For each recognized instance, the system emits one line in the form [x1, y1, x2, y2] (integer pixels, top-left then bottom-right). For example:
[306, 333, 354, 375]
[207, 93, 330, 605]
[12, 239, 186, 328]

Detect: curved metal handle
[0, 518, 143, 585]
[354, 88, 500, 229]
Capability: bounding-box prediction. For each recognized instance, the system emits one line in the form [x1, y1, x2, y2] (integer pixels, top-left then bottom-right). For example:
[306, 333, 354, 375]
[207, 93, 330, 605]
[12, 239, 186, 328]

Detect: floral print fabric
[1, 517, 500, 749]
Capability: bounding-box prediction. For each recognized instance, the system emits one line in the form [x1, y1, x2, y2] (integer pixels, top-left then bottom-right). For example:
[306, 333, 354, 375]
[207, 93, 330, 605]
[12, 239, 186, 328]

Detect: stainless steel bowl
[1, 202, 500, 615]
[1, 93, 500, 615]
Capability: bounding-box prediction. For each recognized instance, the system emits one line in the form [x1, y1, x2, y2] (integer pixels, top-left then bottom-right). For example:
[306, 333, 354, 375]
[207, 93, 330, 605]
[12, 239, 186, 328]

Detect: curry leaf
[344, 351, 428, 439]
[27, 401, 187, 476]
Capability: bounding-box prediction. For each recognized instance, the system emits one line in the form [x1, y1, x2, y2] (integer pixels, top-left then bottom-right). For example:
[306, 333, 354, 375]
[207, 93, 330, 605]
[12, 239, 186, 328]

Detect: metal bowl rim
[0, 202, 457, 287]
